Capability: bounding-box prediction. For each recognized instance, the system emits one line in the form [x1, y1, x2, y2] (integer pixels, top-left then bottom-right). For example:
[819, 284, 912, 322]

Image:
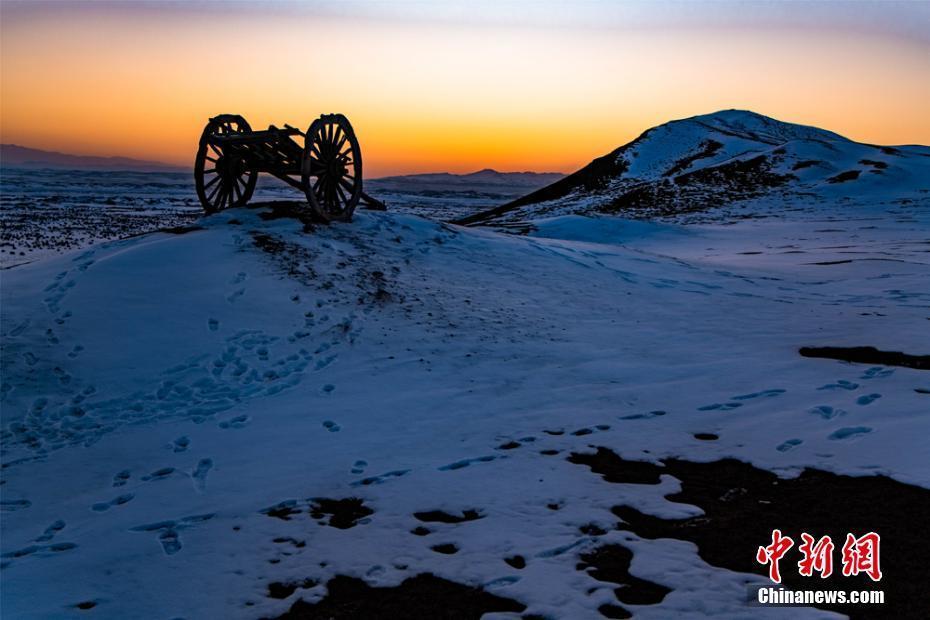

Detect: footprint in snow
[697, 402, 743, 411]
[191, 458, 213, 492]
[208, 318, 219, 332]
[171, 436, 190, 453]
[219, 414, 250, 429]
[71, 600, 99, 611]
[809, 405, 846, 420]
[861, 367, 894, 380]
[732, 389, 786, 401]
[322, 420, 340, 432]
[351, 469, 410, 487]
[496, 436, 537, 450]
[315, 355, 337, 371]
[856, 393, 882, 406]
[9, 319, 30, 337]
[438, 455, 498, 472]
[130, 513, 215, 556]
[112, 470, 131, 487]
[350, 460, 367, 475]
[776, 439, 803, 452]
[817, 380, 859, 391]
[570, 425, 610, 437]
[141, 467, 176, 482]
[828, 427, 873, 440]
[91, 494, 134, 513]
[35, 520, 66, 542]
[2, 541, 78, 561]
[52, 367, 72, 385]
[0, 499, 32, 512]
[619, 410, 667, 420]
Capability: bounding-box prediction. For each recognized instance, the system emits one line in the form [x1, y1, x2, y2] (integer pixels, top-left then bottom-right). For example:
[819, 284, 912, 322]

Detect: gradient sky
[2, 1, 929, 176]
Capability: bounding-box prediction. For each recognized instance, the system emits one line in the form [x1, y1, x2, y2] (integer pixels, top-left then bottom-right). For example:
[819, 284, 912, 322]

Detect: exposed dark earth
[799, 346, 930, 371]
[268, 574, 527, 620]
[569, 447, 930, 620]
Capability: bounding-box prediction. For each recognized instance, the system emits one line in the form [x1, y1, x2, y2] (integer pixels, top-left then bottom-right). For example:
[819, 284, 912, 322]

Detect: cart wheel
[194, 114, 257, 214]
[302, 114, 363, 222]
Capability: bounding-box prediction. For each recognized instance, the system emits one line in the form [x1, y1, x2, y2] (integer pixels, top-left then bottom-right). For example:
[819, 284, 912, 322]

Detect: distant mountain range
[457, 110, 930, 225]
[0, 144, 563, 197]
[1, 144, 185, 172]
[368, 169, 564, 196]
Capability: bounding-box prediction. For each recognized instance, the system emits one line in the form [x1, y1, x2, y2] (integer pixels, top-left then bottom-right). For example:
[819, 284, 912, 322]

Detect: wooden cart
[194, 113, 383, 222]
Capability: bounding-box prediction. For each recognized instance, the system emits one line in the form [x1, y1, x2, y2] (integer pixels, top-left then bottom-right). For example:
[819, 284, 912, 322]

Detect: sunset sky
[2, 1, 929, 177]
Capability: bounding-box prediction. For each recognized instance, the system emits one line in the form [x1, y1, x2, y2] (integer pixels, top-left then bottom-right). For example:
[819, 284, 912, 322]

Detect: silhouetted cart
[194, 113, 384, 222]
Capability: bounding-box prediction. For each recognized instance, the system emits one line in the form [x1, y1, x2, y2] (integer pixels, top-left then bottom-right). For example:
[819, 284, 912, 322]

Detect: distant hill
[1, 144, 184, 172]
[368, 169, 564, 196]
[457, 110, 930, 225]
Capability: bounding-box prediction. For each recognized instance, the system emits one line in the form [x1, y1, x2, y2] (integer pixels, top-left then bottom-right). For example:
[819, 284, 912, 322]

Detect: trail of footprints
[2, 231, 384, 574]
[4, 258, 365, 456]
[342, 370, 896, 493]
[129, 513, 216, 556]
[2, 518, 77, 567]
[628, 370, 894, 453]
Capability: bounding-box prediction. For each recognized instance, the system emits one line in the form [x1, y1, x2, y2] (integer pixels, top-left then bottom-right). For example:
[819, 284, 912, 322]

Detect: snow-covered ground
[2, 192, 927, 617]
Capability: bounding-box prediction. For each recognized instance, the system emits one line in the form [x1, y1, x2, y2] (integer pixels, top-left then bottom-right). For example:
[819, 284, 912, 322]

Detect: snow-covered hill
[2, 196, 929, 618]
[459, 110, 930, 225]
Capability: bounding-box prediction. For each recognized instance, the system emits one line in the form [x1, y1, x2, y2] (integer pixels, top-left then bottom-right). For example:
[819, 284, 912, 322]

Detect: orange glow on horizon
[2, 3, 928, 177]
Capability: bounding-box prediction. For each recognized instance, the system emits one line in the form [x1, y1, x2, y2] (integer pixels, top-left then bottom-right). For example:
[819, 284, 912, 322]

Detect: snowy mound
[3, 203, 929, 618]
[459, 110, 930, 225]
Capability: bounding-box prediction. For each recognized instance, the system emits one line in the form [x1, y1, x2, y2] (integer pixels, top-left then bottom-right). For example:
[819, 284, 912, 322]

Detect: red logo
[841, 532, 882, 582]
[757, 530, 881, 583]
[798, 533, 834, 578]
[756, 529, 794, 583]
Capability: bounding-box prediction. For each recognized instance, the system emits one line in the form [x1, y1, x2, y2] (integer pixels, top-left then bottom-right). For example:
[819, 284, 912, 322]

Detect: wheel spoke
[207, 181, 222, 203]
[204, 175, 220, 190]
[213, 186, 225, 209]
[325, 180, 336, 211]
[333, 131, 346, 154]
[336, 184, 349, 206]
[338, 178, 355, 193]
